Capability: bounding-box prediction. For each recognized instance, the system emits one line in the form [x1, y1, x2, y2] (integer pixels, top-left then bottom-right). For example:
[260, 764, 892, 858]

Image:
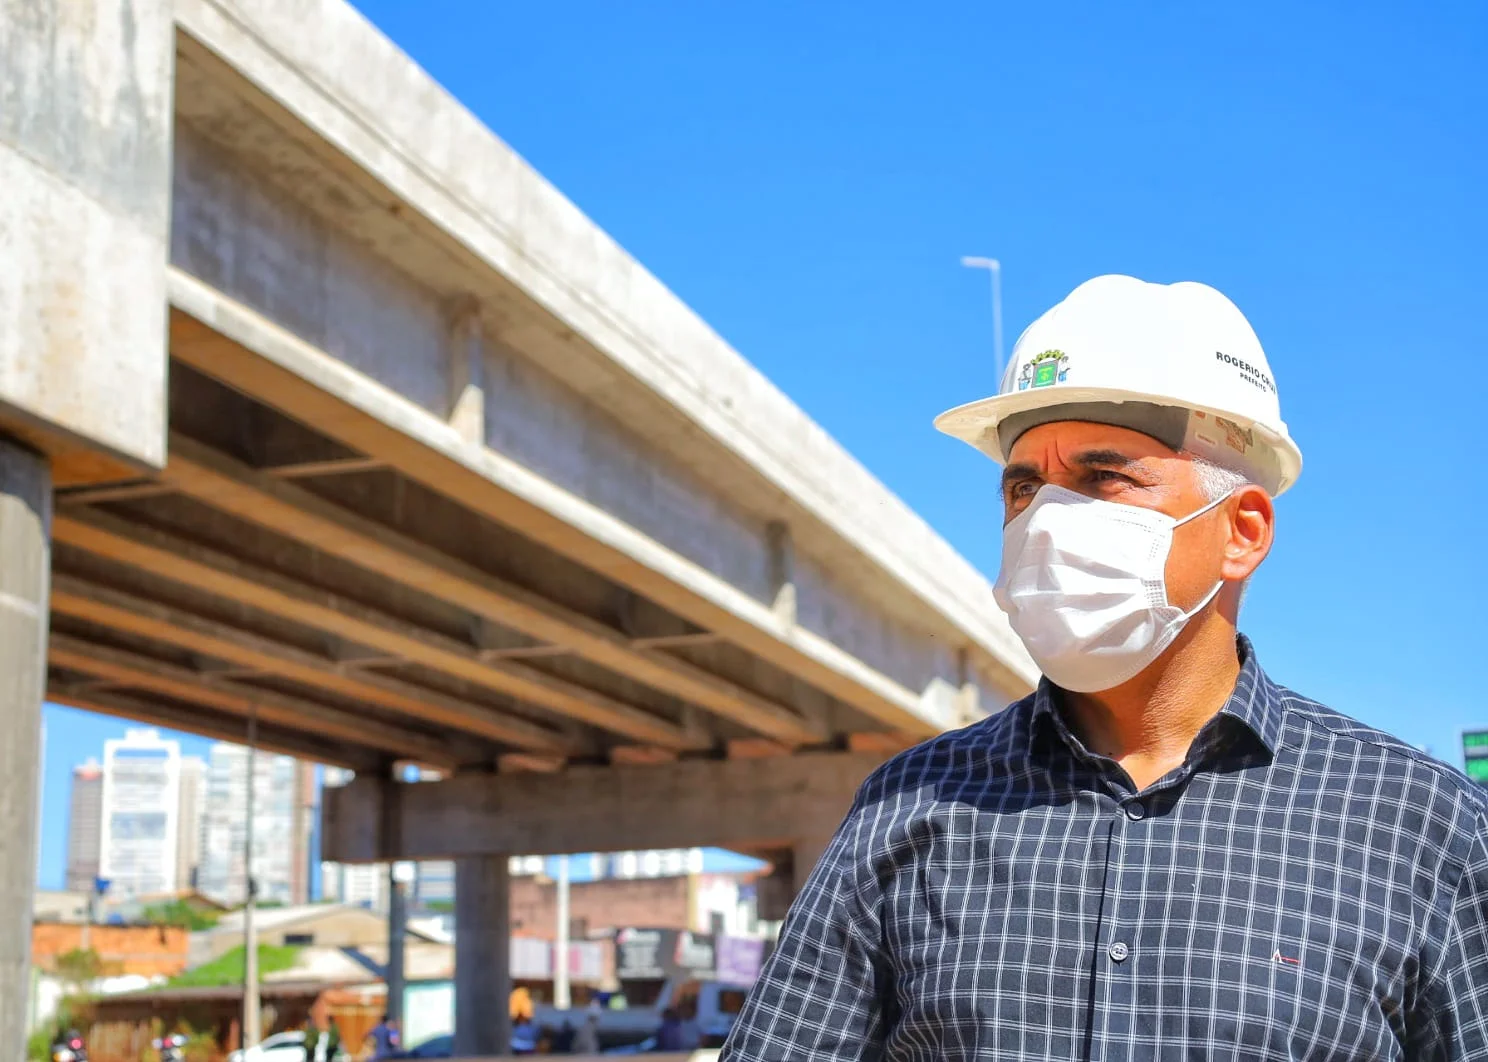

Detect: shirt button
[1126, 801, 1146, 821]
[1108, 941, 1130, 963]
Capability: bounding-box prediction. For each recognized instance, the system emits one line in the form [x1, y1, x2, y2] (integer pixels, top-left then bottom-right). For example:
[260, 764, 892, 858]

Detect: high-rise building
[175, 756, 205, 891]
[413, 861, 456, 907]
[98, 729, 183, 899]
[197, 744, 301, 905]
[65, 759, 105, 893]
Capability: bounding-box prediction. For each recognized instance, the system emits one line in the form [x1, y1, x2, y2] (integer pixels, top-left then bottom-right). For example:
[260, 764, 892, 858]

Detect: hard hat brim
[934, 386, 1303, 495]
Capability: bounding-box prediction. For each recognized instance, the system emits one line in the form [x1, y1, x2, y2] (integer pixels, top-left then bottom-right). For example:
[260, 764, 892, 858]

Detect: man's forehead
[1005, 420, 1182, 466]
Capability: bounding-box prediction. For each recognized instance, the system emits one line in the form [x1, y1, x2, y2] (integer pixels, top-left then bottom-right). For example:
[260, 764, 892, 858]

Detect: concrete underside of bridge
[2, 0, 1036, 1054]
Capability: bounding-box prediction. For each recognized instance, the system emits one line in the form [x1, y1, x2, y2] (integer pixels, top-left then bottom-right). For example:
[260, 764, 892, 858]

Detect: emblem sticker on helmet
[1018, 349, 1070, 391]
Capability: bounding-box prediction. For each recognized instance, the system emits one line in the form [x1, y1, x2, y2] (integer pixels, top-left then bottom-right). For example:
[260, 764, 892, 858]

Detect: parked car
[226, 1031, 305, 1062]
[534, 979, 751, 1052]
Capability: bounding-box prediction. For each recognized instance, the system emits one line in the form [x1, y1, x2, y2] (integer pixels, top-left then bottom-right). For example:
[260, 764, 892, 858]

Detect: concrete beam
[320, 751, 882, 863]
[53, 506, 689, 748]
[166, 0, 1036, 702]
[49, 574, 567, 753]
[161, 435, 824, 745]
[47, 633, 460, 766]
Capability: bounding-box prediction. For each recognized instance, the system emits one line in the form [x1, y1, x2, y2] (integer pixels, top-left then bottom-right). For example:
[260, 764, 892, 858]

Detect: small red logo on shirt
[1272, 949, 1301, 967]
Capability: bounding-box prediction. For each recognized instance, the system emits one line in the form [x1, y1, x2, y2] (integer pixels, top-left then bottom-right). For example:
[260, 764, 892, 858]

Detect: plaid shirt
[723, 636, 1488, 1060]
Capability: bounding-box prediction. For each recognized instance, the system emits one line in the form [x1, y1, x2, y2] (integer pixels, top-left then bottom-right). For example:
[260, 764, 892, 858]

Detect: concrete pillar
[454, 855, 511, 1057]
[792, 835, 832, 896]
[386, 865, 408, 1023]
[0, 438, 52, 1061]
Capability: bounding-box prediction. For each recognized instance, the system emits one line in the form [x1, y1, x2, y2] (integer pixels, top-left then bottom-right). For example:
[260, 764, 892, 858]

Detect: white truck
[533, 978, 752, 1052]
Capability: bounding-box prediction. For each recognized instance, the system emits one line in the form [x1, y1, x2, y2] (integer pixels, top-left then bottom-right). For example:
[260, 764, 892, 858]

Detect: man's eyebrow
[1001, 462, 1041, 490]
[1069, 448, 1142, 469]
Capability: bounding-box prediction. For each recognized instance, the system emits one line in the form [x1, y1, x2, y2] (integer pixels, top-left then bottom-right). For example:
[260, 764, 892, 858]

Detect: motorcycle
[153, 1033, 188, 1062]
[52, 1031, 87, 1062]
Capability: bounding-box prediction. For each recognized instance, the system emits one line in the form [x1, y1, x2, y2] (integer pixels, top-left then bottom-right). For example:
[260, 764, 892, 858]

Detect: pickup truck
[534, 978, 751, 1051]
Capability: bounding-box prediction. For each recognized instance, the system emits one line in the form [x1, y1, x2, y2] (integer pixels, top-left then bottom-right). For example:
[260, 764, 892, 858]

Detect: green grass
[141, 900, 222, 932]
[168, 945, 302, 988]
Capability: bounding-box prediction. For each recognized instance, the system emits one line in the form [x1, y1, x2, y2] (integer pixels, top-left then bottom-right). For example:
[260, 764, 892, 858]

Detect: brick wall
[510, 875, 695, 937]
[32, 922, 190, 977]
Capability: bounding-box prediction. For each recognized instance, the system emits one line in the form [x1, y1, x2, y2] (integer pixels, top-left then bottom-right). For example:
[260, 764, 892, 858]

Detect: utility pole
[960, 256, 1005, 385]
[554, 855, 571, 1010]
[242, 707, 261, 1050]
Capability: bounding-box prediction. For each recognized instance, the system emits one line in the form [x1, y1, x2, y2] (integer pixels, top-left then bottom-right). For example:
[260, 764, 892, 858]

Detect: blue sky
[36, 2, 1488, 881]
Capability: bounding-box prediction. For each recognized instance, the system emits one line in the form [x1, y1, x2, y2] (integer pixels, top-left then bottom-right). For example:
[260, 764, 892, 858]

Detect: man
[721, 275, 1488, 1059]
[365, 1015, 399, 1061]
[304, 1016, 341, 1062]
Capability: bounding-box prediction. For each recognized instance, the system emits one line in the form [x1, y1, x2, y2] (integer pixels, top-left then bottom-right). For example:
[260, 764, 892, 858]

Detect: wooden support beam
[846, 731, 916, 756]
[49, 574, 571, 753]
[159, 435, 825, 745]
[321, 750, 886, 863]
[49, 684, 372, 770]
[726, 738, 793, 760]
[477, 644, 571, 662]
[265, 456, 386, 479]
[52, 505, 694, 749]
[497, 753, 566, 774]
[628, 632, 722, 650]
[56, 481, 176, 506]
[48, 633, 461, 766]
[608, 746, 678, 766]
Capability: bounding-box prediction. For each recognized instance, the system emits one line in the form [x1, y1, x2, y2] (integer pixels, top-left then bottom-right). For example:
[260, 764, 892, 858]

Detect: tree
[140, 900, 220, 932]
[52, 948, 105, 994]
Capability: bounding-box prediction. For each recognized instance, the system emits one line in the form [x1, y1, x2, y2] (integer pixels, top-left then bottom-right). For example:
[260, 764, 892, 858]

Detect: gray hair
[1188, 454, 1250, 502]
[1185, 453, 1252, 605]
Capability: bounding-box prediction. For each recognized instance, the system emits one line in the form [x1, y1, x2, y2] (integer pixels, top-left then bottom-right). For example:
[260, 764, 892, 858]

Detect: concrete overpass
[1, 0, 1035, 1053]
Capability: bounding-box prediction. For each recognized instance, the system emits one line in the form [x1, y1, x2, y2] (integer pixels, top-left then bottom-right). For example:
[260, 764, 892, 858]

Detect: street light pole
[242, 706, 261, 1051]
[554, 855, 571, 1010]
[960, 256, 1004, 385]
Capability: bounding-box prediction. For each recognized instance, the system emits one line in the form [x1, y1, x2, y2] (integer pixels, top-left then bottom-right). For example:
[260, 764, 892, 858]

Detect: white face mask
[994, 484, 1230, 693]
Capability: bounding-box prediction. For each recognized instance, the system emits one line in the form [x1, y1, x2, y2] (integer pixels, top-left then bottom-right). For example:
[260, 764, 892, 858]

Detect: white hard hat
[935, 274, 1303, 494]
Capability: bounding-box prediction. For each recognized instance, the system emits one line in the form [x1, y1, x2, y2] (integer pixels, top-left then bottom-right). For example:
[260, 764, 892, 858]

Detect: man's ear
[1221, 484, 1274, 582]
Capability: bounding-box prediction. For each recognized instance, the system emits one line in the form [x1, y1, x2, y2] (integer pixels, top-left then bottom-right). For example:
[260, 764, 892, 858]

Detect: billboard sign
[1465, 731, 1488, 785]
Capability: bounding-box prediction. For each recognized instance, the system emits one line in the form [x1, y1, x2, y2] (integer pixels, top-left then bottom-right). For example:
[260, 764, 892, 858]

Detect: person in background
[655, 1008, 686, 1052]
[509, 1014, 538, 1056]
[570, 1014, 600, 1056]
[365, 1015, 399, 1061]
[551, 1021, 576, 1055]
[304, 1016, 341, 1062]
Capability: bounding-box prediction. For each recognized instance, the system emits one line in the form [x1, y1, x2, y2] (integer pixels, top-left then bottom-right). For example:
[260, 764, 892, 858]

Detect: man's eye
[1092, 469, 1130, 485]
[1009, 481, 1038, 500]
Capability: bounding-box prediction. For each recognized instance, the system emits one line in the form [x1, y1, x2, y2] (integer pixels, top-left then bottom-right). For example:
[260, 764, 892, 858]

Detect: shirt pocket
[1174, 869, 1403, 1060]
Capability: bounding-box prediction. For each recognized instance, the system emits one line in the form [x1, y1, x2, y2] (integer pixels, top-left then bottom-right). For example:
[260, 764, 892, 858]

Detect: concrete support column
[454, 855, 511, 1057]
[386, 864, 408, 1023]
[0, 438, 51, 1061]
[792, 835, 833, 896]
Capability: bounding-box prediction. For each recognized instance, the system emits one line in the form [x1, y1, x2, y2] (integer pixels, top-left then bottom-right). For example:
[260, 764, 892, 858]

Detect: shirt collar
[1030, 633, 1286, 760]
